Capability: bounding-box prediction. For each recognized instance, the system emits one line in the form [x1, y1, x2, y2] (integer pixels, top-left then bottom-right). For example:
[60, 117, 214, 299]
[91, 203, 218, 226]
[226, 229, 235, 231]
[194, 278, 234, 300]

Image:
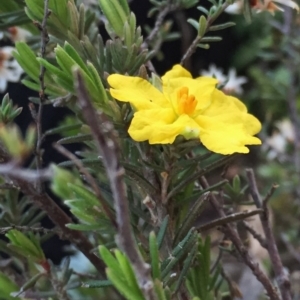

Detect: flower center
[177, 87, 197, 115]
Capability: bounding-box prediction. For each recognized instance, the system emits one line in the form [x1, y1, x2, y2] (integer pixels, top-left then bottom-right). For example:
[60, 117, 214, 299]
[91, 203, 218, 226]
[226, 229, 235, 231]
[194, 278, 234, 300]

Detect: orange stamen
[177, 87, 197, 115]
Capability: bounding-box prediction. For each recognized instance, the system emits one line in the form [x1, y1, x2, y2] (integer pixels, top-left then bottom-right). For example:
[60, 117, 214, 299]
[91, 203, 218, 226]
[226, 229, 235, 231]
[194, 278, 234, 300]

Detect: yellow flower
[108, 65, 261, 155]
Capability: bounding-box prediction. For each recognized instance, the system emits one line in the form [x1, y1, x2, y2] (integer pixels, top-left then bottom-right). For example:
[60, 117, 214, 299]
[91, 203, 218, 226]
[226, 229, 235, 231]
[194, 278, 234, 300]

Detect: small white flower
[8, 27, 31, 43]
[0, 27, 31, 43]
[266, 132, 287, 156]
[201, 64, 247, 95]
[225, 0, 299, 14]
[0, 26, 31, 43]
[265, 119, 295, 160]
[276, 119, 294, 142]
[225, 1, 243, 14]
[0, 47, 23, 92]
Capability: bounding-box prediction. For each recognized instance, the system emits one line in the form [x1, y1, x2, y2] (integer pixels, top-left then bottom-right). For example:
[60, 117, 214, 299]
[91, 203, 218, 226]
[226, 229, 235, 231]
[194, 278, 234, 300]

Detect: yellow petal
[128, 110, 200, 144]
[198, 89, 262, 136]
[240, 114, 261, 135]
[200, 90, 242, 115]
[197, 116, 261, 155]
[161, 64, 192, 81]
[108, 74, 168, 110]
[227, 95, 247, 112]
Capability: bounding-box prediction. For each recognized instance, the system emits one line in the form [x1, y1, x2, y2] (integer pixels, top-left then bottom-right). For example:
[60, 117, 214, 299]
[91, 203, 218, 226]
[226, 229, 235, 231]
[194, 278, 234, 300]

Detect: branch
[197, 208, 263, 232]
[180, 2, 230, 65]
[75, 71, 156, 300]
[246, 169, 291, 300]
[0, 163, 52, 181]
[241, 221, 268, 249]
[34, 0, 50, 193]
[142, 0, 178, 48]
[0, 225, 57, 235]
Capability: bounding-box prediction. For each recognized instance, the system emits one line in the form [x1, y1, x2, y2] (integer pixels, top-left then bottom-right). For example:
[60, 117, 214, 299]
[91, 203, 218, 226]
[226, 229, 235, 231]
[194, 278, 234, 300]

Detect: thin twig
[53, 143, 117, 228]
[0, 225, 57, 235]
[173, 10, 193, 70]
[75, 71, 156, 300]
[197, 209, 263, 232]
[246, 169, 291, 300]
[241, 221, 268, 249]
[201, 176, 281, 300]
[0, 163, 52, 181]
[180, 2, 230, 65]
[142, 0, 178, 48]
[34, 0, 50, 193]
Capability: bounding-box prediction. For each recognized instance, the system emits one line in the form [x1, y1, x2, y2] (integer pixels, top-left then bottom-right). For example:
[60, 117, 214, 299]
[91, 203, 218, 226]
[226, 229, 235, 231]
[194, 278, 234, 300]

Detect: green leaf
[81, 280, 113, 288]
[86, 61, 108, 104]
[198, 15, 207, 37]
[161, 230, 197, 279]
[98, 0, 128, 37]
[209, 22, 235, 31]
[68, 183, 101, 207]
[187, 18, 199, 31]
[174, 243, 198, 293]
[0, 271, 20, 300]
[64, 42, 89, 74]
[200, 36, 222, 43]
[156, 215, 169, 249]
[114, 250, 144, 298]
[118, 0, 130, 15]
[99, 246, 123, 275]
[49, 0, 69, 28]
[25, 0, 44, 20]
[37, 57, 73, 84]
[149, 232, 161, 279]
[21, 79, 65, 96]
[0, 1, 20, 12]
[174, 192, 210, 245]
[44, 123, 82, 136]
[106, 268, 144, 300]
[67, 1, 79, 37]
[57, 134, 93, 144]
[51, 165, 83, 199]
[66, 223, 108, 231]
[13, 42, 40, 82]
[6, 230, 45, 262]
[154, 279, 166, 300]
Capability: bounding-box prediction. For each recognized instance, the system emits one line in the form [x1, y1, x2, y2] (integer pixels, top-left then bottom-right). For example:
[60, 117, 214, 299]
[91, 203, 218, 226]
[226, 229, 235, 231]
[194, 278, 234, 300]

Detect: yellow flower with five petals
[108, 65, 261, 155]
